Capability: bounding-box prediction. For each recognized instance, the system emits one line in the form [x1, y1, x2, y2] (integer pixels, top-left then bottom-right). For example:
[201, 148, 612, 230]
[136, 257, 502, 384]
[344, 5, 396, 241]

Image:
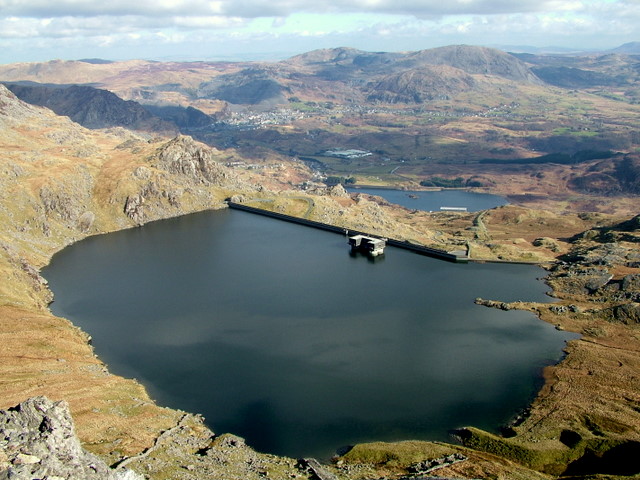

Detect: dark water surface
[44, 208, 576, 459]
[348, 187, 508, 212]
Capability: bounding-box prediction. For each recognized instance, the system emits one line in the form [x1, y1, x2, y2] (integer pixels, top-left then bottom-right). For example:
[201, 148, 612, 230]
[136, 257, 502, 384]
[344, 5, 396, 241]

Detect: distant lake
[43, 207, 576, 459]
[348, 187, 508, 212]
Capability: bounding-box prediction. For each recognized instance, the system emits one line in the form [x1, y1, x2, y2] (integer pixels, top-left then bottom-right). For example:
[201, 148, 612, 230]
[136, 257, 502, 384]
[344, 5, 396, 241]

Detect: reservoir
[348, 187, 508, 212]
[43, 208, 576, 459]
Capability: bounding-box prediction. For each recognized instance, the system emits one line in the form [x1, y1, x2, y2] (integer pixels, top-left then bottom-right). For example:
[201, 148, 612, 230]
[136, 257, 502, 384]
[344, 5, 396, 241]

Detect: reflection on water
[44, 208, 576, 459]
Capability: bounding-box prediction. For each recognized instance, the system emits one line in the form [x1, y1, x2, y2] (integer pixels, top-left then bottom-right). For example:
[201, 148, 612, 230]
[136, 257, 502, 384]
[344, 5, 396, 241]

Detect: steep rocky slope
[4, 83, 177, 133]
[0, 82, 268, 457]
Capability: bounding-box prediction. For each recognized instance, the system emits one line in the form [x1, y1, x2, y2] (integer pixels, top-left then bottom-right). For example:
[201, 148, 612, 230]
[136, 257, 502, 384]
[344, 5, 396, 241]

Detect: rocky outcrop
[151, 135, 229, 185]
[297, 458, 337, 480]
[612, 302, 640, 324]
[407, 453, 467, 474]
[622, 274, 640, 293]
[0, 85, 43, 120]
[603, 213, 640, 244]
[124, 194, 145, 225]
[0, 397, 142, 480]
[327, 184, 350, 197]
[533, 236, 561, 252]
[475, 297, 514, 310]
[562, 243, 640, 268]
[546, 218, 640, 326]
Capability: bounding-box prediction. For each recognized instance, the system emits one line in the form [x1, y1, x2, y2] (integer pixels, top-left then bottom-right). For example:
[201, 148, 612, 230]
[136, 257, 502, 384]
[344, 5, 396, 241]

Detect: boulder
[0, 397, 142, 480]
[614, 303, 640, 324]
[327, 184, 350, 198]
[583, 273, 614, 293]
[533, 237, 560, 252]
[621, 274, 640, 293]
[124, 194, 145, 224]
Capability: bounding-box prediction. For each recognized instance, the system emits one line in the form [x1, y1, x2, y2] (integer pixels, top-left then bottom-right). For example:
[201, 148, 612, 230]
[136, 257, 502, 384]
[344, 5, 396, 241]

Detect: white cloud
[171, 16, 246, 28]
[0, 0, 638, 62]
[0, 0, 590, 18]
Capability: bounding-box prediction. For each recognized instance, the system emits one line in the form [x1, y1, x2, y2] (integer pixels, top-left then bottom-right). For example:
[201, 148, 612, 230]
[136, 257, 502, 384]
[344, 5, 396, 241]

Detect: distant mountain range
[0, 43, 638, 164]
[1, 44, 553, 132]
[609, 41, 640, 54]
[495, 41, 640, 55]
[3, 44, 548, 111]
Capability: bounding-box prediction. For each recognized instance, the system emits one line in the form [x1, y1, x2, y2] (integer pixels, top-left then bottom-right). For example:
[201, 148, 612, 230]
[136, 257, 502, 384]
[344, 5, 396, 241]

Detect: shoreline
[1, 88, 637, 476]
[4, 199, 639, 477]
[42, 206, 573, 462]
[0, 132, 636, 476]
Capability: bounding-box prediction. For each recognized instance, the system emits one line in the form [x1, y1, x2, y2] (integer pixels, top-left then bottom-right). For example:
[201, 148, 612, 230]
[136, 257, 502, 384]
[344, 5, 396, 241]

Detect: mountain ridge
[0, 44, 544, 108]
[4, 83, 177, 133]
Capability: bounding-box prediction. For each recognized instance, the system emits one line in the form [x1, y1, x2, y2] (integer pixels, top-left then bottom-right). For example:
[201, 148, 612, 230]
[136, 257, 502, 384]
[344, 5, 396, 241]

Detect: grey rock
[124, 194, 145, 224]
[408, 453, 467, 474]
[551, 305, 569, 314]
[77, 211, 96, 233]
[327, 184, 350, 198]
[584, 273, 614, 293]
[474, 298, 511, 310]
[622, 274, 640, 293]
[297, 458, 338, 480]
[0, 396, 143, 480]
[151, 135, 228, 185]
[614, 303, 640, 324]
[39, 185, 82, 222]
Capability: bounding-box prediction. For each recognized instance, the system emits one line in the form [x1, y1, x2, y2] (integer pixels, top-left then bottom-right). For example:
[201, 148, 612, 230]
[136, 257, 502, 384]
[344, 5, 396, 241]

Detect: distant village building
[323, 149, 372, 159]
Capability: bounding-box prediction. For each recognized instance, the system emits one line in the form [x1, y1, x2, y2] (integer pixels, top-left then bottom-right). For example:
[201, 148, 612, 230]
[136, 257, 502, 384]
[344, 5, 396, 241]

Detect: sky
[0, 0, 638, 64]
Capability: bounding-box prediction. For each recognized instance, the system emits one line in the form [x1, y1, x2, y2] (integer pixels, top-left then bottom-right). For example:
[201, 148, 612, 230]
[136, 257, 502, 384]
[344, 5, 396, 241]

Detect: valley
[0, 44, 639, 479]
[2, 46, 639, 214]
